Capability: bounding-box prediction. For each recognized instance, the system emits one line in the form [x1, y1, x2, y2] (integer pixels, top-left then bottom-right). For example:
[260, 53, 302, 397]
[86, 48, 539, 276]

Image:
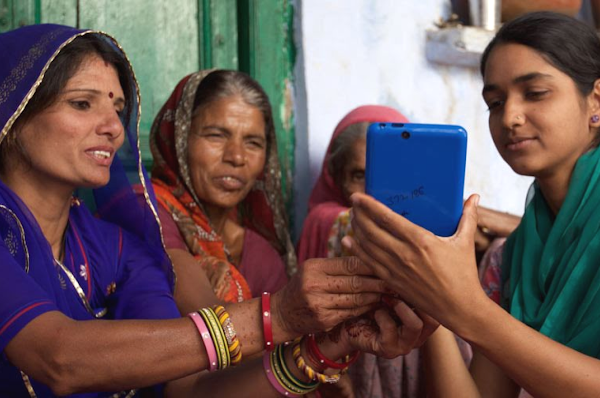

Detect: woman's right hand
[343, 193, 486, 329]
[272, 256, 387, 336]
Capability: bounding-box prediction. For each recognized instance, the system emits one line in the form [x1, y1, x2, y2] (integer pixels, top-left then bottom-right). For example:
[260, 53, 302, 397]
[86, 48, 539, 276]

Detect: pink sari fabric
[349, 351, 424, 398]
[297, 105, 408, 262]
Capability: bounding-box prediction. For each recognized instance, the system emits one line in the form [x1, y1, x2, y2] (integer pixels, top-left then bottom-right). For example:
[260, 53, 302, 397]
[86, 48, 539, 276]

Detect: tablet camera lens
[401, 131, 410, 139]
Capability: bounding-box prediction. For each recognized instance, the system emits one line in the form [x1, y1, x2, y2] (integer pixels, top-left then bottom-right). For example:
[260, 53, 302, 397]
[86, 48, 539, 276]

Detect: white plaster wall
[293, 0, 534, 236]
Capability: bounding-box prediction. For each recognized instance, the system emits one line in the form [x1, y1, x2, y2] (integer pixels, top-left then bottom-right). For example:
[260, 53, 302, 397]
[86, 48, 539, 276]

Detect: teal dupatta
[503, 146, 600, 357]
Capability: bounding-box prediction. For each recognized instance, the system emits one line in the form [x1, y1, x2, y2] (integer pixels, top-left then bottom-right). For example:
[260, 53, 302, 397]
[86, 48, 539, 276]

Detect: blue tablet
[365, 122, 467, 237]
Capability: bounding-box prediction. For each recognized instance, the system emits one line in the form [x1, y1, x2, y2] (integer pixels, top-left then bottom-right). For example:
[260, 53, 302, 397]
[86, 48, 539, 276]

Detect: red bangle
[307, 334, 360, 370]
[262, 292, 274, 351]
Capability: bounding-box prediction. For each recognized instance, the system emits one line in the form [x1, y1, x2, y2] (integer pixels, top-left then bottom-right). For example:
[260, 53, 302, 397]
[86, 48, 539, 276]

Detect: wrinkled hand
[330, 299, 439, 359]
[342, 193, 487, 329]
[273, 256, 387, 336]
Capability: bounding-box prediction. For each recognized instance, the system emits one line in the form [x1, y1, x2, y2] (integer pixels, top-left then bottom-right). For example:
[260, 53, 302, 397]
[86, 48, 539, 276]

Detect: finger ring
[480, 226, 492, 235]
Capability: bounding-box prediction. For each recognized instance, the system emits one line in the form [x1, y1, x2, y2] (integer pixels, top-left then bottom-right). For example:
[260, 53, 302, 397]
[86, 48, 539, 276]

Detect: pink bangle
[263, 350, 300, 397]
[188, 312, 218, 372]
[262, 292, 274, 351]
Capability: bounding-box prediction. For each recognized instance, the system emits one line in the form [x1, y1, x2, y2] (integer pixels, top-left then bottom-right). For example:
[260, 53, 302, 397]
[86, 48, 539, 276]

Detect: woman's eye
[486, 99, 504, 111]
[69, 100, 91, 110]
[525, 90, 548, 100]
[204, 132, 224, 139]
[352, 171, 365, 181]
[248, 140, 265, 149]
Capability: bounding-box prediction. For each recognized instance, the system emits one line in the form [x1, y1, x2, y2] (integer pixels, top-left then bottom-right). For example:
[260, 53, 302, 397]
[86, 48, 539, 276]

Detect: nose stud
[592, 115, 599, 123]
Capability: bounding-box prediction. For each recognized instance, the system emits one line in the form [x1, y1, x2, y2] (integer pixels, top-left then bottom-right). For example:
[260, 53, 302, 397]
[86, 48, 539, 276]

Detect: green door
[0, 0, 295, 216]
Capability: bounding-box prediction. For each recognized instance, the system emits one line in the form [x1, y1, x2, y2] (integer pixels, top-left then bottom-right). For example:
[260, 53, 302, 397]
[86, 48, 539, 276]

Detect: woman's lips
[213, 175, 246, 190]
[506, 137, 536, 151]
[84, 147, 114, 166]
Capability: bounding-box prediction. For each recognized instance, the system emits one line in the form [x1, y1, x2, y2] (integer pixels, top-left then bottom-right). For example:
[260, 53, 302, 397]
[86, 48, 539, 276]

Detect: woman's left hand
[342, 193, 488, 328]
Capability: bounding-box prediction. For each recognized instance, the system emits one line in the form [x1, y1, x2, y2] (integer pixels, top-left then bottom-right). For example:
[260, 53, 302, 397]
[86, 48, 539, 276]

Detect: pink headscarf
[297, 105, 409, 262]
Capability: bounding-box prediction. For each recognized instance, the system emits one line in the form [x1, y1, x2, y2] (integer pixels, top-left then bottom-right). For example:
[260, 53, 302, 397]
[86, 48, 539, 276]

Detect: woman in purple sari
[0, 24, 436, 397]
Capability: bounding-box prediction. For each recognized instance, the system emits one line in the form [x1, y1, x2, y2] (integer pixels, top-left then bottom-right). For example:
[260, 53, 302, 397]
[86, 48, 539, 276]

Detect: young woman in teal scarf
[345, 11, 600, 397]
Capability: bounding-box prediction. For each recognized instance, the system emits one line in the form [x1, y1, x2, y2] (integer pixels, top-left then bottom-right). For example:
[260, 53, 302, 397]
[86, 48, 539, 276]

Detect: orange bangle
[293, 337, 344, 384]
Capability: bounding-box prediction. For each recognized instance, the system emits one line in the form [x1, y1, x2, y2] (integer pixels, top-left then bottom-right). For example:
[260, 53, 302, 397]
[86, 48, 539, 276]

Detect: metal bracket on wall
[425, 26, 496, 68]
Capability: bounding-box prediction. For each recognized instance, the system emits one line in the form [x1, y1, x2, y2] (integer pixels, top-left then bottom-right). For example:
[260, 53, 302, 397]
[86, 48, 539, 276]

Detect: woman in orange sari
[150, 70, 296, 307]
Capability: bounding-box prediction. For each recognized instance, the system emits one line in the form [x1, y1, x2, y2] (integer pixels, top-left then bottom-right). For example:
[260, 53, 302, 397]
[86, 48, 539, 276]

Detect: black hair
[1, 33, 134, 173]
[480, 11, 600, 97]
[16, 33, 133, 129]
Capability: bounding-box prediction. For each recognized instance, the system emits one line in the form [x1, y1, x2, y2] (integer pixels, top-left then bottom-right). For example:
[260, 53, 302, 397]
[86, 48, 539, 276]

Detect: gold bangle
[199, 307, 230, 369]
[214, 305, 242, 365]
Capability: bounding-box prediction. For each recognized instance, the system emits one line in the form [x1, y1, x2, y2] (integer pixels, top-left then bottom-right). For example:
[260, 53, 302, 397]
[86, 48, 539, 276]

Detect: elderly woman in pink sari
[298, 105, 408, 263]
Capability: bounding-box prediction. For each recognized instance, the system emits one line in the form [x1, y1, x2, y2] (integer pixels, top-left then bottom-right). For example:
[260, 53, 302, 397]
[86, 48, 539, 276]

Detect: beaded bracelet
[187, 312, 218, 372]
[292, 337, 346, 384]
[199, 307, 231, 370]
[213, 305, 242, 365]
[262, 292, 274, 351]
[307, 333, 360, 369]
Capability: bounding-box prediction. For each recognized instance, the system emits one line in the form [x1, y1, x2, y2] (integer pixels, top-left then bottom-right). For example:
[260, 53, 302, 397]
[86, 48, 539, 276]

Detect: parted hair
[1, 34, 134, 173]
[481, 11, 600, 97]
[192, 70, 275, 157]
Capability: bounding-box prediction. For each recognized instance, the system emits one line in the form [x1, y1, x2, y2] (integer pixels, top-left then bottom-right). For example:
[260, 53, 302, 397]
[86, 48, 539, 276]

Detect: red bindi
[108, 92, 114, 99]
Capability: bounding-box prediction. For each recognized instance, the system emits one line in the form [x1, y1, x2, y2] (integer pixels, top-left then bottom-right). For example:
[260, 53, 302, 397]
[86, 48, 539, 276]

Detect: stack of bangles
[188, 305, 242, 372]
[263, 335, 360, 396]
[261, 291, 357, 396]
[188, 293, 360, 397]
